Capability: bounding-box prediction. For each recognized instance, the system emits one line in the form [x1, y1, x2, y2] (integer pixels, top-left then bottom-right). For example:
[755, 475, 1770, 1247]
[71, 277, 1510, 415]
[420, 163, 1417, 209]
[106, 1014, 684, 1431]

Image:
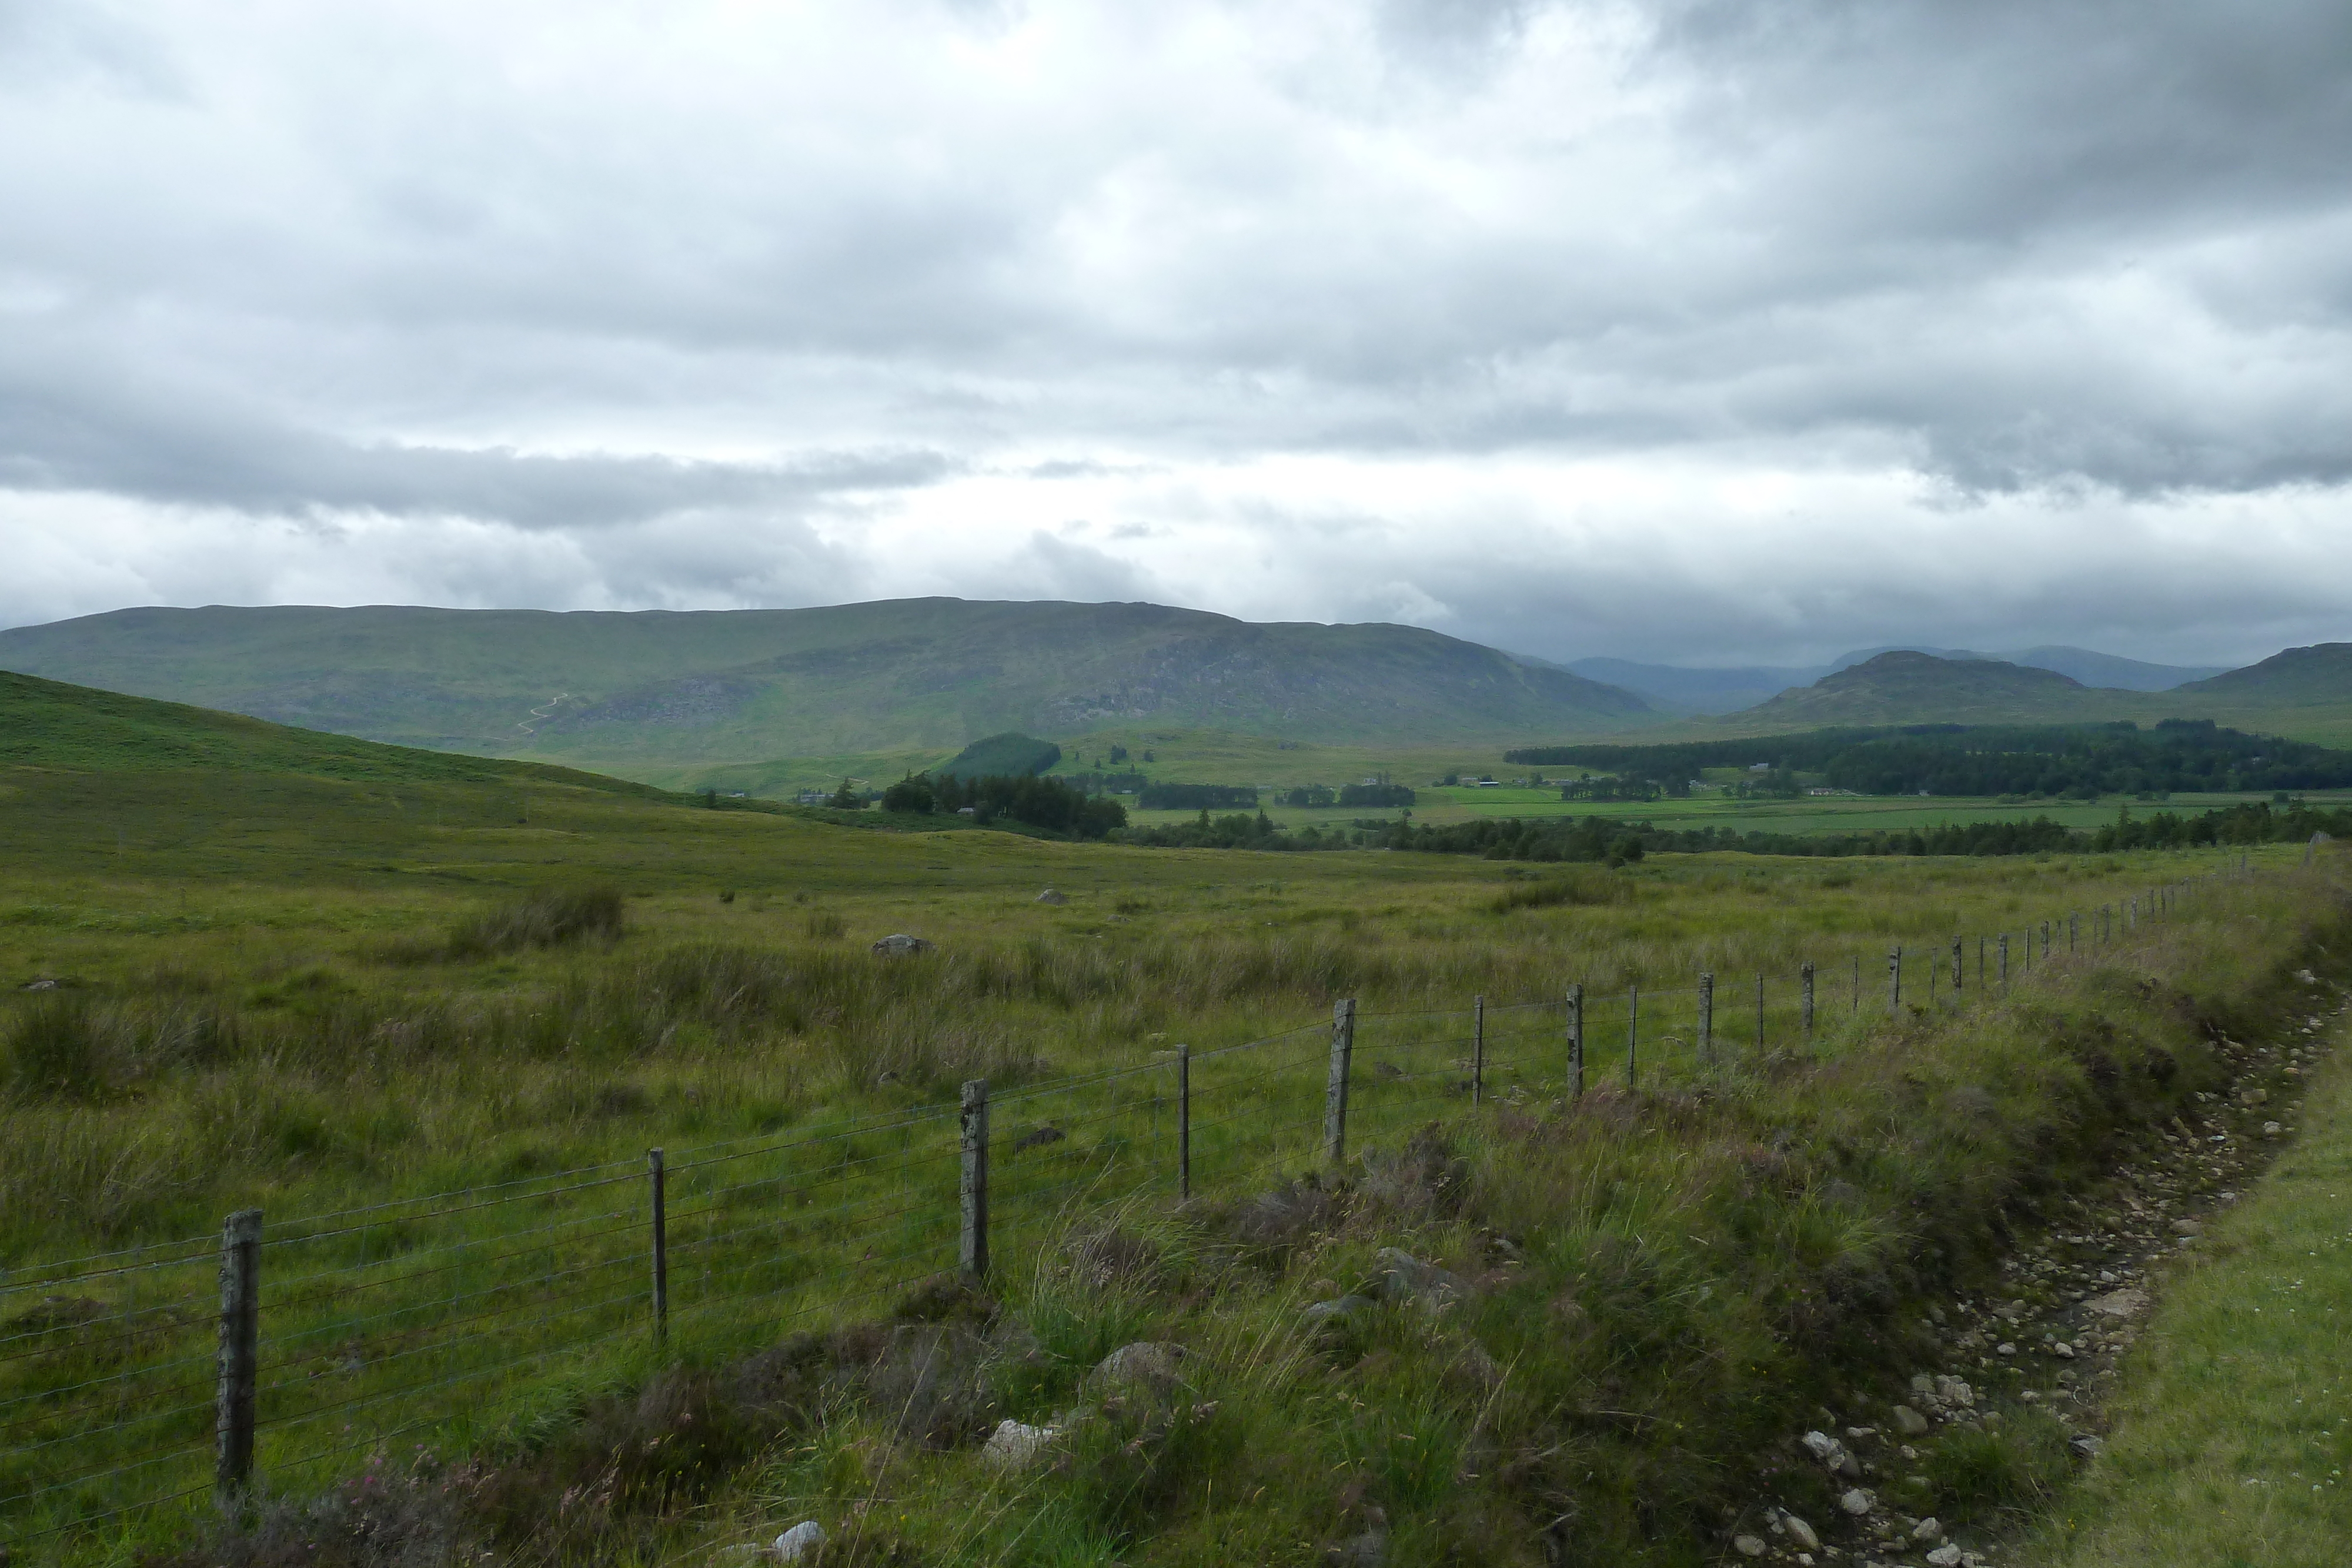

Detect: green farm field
[7, 676, 2352, 1567]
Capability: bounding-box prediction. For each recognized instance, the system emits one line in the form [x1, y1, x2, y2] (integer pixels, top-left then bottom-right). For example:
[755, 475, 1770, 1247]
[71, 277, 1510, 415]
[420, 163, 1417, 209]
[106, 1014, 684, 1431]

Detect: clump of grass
[3, 994, 106, 1101]
[1922, 1407, 2076, 1516]
[806, 910, 848, 940]
[442, 887, 626, 959]
[1487, 868, 1634, 912]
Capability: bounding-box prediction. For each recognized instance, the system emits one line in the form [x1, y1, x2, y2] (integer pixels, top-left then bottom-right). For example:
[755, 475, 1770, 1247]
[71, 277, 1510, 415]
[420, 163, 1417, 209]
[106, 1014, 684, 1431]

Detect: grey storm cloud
[2, 0, 2350, 661]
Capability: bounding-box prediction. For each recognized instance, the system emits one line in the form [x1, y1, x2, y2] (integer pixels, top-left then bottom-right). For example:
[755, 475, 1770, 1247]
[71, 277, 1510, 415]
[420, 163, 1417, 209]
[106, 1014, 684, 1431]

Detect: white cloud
[2, 0, 2350, 666]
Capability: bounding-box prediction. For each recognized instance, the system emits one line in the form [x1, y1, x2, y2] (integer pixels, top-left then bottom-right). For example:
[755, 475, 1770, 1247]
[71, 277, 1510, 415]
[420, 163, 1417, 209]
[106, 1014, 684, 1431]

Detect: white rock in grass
[1839, 1487, 1876, 1516]
[1782, 1513, 1820, 1550]
[983, 1418, 1059, 1471]
[1927, 1545, 1965, 1567]
[774, 1521, 827, 1562]
[1733, 1534, 1768, 1557]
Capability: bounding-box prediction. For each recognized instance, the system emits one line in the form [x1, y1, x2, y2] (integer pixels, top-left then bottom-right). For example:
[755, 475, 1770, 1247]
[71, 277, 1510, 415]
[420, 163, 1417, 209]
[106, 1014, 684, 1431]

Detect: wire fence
[0, 860, 2247, 1558]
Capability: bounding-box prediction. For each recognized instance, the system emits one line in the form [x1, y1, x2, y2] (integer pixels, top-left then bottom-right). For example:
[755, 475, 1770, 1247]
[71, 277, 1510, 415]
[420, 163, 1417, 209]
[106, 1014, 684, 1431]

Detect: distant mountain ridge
[0, 600, 1656, 770]
[1555, 644, 2228, 714]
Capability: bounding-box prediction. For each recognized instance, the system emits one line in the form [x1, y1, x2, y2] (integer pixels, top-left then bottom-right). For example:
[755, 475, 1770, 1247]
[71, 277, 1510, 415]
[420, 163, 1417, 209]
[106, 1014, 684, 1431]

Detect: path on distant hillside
[516, 691, 573, 737]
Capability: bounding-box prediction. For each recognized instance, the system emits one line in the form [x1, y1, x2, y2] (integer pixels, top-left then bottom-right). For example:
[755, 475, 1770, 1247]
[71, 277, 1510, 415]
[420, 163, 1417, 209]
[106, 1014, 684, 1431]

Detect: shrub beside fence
[0, 862, 2248, 1559]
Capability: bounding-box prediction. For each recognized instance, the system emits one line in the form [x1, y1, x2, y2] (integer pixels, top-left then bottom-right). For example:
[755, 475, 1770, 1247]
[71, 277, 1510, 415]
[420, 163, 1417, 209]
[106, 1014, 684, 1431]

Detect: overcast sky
[4, 0, 2350, 667]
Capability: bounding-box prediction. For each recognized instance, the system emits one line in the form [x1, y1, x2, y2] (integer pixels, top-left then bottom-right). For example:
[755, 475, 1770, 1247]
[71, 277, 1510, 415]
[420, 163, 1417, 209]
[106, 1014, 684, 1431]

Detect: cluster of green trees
[1511, 720, 2352, 798]
[1338, 782, 1416, 807]
[2089, 799, 2352, 851]
[873, 771, 1127, 838]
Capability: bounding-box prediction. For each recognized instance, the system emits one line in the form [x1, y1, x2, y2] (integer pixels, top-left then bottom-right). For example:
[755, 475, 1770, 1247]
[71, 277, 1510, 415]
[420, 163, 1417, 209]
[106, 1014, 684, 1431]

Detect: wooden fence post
[1999, 934, 2009, 985]
[1698, 972, 1714, 1065]
[960, 1080, 990, 1281]
[1627, 984, 1640, 1089]
[2069, 913, 2078, 952]
[1800, 962, 1815, 1038]
[1472, 996, 1485, 1107]
[1324, 998, 1356, 1166]
[1175, 1046, 1191, 1202]
[1566, 984, 1585, 1100]
[1888, 948, 1901, 1014]
[215, 1208, 262, 1511]
[648, 1149, 668, 1347]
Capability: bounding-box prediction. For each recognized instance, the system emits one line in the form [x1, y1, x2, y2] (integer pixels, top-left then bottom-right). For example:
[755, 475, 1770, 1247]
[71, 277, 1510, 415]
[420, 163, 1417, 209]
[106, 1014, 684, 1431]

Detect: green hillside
[0, 601, 1658, 770]
[0, 668, 662, 797]
[1722, 650, 2151, 727]
[2172, 640, 2352, 705]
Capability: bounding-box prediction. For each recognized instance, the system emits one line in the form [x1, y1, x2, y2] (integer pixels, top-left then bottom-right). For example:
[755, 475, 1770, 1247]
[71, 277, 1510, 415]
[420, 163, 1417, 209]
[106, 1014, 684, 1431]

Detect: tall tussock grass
[426, 885, 626, 961]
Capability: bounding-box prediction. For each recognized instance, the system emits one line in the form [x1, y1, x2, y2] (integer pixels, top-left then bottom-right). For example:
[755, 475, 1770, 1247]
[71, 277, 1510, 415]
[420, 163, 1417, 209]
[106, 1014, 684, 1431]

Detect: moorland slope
[0, 668, 664, 797]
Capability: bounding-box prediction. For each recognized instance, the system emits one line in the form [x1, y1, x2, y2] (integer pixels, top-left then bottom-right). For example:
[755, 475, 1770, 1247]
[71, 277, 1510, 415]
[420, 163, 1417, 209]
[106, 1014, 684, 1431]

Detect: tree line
[1105, 798, 2352, 862]
[1508, 720, 2352, 798]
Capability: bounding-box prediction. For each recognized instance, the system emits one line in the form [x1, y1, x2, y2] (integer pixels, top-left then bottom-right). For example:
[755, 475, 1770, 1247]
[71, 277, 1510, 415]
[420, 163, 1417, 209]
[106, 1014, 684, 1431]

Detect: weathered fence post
[1999, 934, 2009, 985]
[1888, 948, 1902, 1014]
[2042, 920, 2051, 961]
[215, 1208, 262, 1511]
[1324, 998, 1356, 1166]
[1472, 996, 1485, 1107]
[1952, 935, 1964, 994]
[960, 1080, 990, 1281]
[1627, 984, 1641, 1090]
[1755, 971, 1765, 1052]
[1174, 1046, 1191, 1202]
[1800, 962, 1815, 1038]
[648, 1149, 668, 1347]
[1698, 972, 1714, 1065]
[1566, 984, 1585, 1100]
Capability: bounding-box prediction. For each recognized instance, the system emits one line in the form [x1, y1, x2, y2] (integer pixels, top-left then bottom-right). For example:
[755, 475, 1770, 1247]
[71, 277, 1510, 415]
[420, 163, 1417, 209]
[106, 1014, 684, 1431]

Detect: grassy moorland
[4, 698, 2344, 1566]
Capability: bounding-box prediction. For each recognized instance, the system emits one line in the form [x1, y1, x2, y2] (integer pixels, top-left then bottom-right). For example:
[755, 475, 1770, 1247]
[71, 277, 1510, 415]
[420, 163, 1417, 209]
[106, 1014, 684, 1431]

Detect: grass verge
[2027, 978, 2352, 1567]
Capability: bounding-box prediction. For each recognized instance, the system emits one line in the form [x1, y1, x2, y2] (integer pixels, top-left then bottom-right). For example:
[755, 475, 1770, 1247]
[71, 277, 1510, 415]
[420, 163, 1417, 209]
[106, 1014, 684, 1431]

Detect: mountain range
[0, 600, 1654, 770]
[1, 601, 2345, 782]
